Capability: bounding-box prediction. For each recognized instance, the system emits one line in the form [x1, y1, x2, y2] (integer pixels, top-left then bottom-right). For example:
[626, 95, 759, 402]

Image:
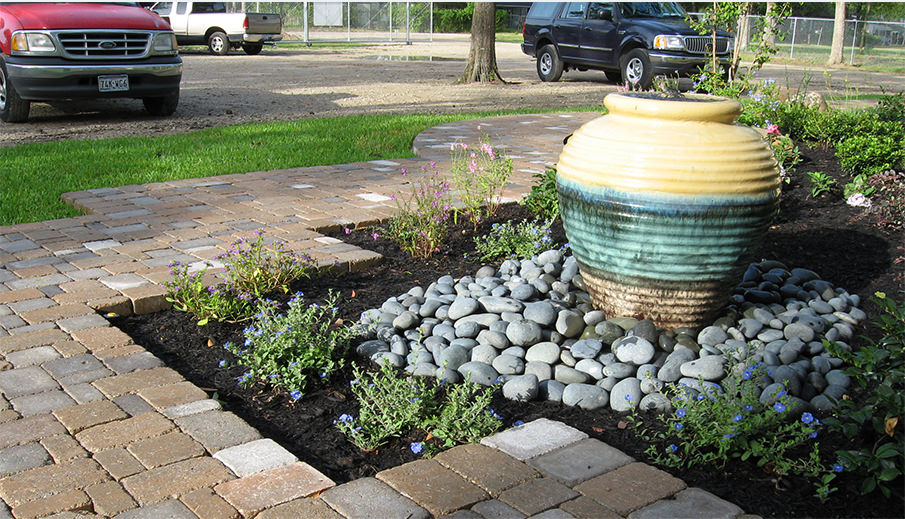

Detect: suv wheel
[536, 45, 563, 82]
[0, 57, 30, 123]
[208, 31, 230, 55]
[604, 70, 622, 84]
[620, 48, 652, 90]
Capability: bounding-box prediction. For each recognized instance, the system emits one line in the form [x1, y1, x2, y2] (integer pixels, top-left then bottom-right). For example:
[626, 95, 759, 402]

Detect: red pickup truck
[0, 2, 182, 123]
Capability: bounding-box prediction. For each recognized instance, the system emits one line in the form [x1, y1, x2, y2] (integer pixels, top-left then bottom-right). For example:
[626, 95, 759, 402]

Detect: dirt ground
[2, 34, 902, 147]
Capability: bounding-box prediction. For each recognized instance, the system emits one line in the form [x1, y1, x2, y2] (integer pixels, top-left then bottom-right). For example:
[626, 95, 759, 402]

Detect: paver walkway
[0, 113, 758, 519]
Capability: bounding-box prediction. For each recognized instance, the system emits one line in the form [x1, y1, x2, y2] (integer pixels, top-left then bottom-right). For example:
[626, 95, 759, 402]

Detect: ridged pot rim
[603, 92, 742, 124]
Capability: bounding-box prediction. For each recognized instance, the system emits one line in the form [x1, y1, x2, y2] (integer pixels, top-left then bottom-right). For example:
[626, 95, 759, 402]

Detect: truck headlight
[11, 32, 56, 54]
[152, 33, 179, 55]
[653, 35, 684, 51]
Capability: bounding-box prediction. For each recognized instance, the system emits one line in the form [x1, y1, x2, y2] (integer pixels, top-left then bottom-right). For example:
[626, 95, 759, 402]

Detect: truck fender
[205, 26, 227, 40]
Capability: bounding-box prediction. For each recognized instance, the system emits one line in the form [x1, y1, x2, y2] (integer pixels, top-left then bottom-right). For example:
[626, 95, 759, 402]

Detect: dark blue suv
[521, 2, 732, 88]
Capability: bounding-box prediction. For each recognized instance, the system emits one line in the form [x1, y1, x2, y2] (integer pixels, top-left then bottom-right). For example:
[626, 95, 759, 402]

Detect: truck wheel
[536, 45, 563, 82]
[604, 70, 622, 83]
[143, 89, 179, 117]
[0, 57, 30, 123]
[242, 43, 263, 55]
[620, 48, 652, 90]
[208, 31, 230, 55]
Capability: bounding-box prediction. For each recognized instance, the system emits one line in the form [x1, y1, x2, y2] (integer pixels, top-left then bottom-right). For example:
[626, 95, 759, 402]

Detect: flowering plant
[473, 219, 555, 262]
[228, 291, 355, 398]
[450, 131, 513, 228]
[382, 163, 453, 258]
[165, 261, 256, 325]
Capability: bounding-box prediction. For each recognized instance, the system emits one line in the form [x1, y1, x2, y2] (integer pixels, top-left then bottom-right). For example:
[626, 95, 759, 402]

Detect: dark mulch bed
[113, 142, 904, 519]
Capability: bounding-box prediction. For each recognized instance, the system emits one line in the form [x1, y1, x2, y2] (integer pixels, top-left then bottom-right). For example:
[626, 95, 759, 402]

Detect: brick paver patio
[0, 113, 759, 518]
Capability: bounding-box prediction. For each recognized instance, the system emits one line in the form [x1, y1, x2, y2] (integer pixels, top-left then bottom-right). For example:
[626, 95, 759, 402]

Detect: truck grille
[683, 36, 730, 54]
[56, 31, 151, 59]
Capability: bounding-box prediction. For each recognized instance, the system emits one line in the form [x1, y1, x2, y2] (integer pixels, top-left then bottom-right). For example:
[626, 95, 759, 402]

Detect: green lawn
[0, 110, 592, 226]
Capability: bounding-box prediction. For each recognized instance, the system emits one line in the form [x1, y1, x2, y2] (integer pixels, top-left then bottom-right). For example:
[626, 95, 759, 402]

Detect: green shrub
[807, 171, 836, 198]
[872, 91, 905, 126]
[473, 219, 554, 262]
[836, 134, 905, 177]
[519, 167, 560, 220]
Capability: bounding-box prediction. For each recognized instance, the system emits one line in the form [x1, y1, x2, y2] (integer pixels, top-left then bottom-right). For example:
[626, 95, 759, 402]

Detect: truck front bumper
[649, 52, 731, 76]
[5, 56, 183, 101]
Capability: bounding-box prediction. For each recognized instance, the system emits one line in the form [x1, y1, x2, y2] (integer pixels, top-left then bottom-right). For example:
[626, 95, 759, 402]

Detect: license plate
[98, 74, 129, 93]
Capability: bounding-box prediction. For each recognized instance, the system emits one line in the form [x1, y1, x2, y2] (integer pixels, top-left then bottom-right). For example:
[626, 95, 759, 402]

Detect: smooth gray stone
[454, 321, 481, 339]
[811, 355, 832, 375]
[475, 265, 496, 278]
[603, 362, 635, 379]
[757, 328, 784, 342]
[525, 361, 553, 381]
[411, 363, 439, 377]
[697, 326, 729, 347]
[628, 320, 659, 344]
[554, 365, 590, 384]
[808, 300, 835, 314]
[636, 364, 658, 380]
[657, 334, 677, 353]
[583, 310, 606, 327]
[597, 376, 619, 392]
[848, 306, 867, 322]
[502, 374, 539, 402]
[479, 296, 524, 314]
[357, 340, 389, 358]
[610, 377, 643, 411]
[432, 323, 456, 342]
[501, 346, 526, 358]
[807, 341, 826, 355]
[539, 379, 565, 402]
[834, 322, 854, 340]
[810, 394, 836, 411]
[390, 339, 408, 356]
[457, 361, 499, 386]
[778, 344, 800, 364]
[825, 369, 851, 388]
[392, 311, 419, 330]
[491, 286, 509, 297]
[737, 318, 764, 339]
[437, 345, 470, 371]
[574, 359, 604, 380]
[639, 393, 672, 413]
[537, 249, 563, 265]
[612, 336, 656, 366]
[449, 338, 478, 350]
[525, 341, 561, 364]
[784, 322, 816, 342]
[381, 300, 406, 315]
[423, 336, 447, 352]
[570, 339, 603, 359]
[371, 351, 405, 368]
[492, 354, 525, 375]
[436, 367, 462, 384]
[408, 350, 433, 365]
[771, 365, 802, 395]
[559, 349, 577, 367]
[476, 329, 509, 349]
[490, 320, 509, 333]
[679, 356, 726, 381]
[595, 321, 626, 346]
[562, 383, 609, 410]
[759, 382, 787, 405]
[471, 344, 499, 365]
[509, 284, 536, 301]
[533, 278, 553, 294]
[555, 310, 584, 338]
[597, 352, 617, 366]
[448, 296, 480, 320]
[455, 313, 502, 328]
[806, 371, 828, 392]
[506, 319, 544, 346]
[823, 384, 847, 400]
[792, 314, 827, 334]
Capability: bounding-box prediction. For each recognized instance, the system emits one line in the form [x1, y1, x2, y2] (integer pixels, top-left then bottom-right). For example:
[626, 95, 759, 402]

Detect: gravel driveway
[2, 34, 900, 147]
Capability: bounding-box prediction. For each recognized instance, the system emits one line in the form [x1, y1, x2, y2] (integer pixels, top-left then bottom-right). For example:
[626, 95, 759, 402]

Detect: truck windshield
[619, 2, 685, 19]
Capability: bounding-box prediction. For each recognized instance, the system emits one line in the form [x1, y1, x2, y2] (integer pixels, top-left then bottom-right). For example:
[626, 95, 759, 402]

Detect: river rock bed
[354, 250, 865, 413]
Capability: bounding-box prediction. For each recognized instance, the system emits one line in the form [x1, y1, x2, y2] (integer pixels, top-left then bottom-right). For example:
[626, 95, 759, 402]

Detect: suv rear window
[527, 2, 560, 18]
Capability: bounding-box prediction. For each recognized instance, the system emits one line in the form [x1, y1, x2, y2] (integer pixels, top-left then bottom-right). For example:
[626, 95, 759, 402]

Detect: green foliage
[165, 231, 314, 325]
[836, 134, 905, 177]
[519, 167, 560, 220]
[473, 219, 554, 262]
[450, 134, 513, 228]
[843, 173, 876, 200]
[433, 4, 508, 33]
[823, 293, 905, 497]
[807, 171, 836, 198]
[631, 365, 838, 500]
[381, 164, 453, 258]
[864, 171, 905, 230]
[335, 364, 503, 452]
[228, 291, 355, 399]
[872, 91, 905, 125]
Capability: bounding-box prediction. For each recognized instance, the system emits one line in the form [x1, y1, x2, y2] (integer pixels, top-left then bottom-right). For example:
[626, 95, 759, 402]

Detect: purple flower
[290, 390, 302, 400]
[675, 423, 684, 431]
[833, 463, 844, 473]
[773, 402, 787, 413]
[668, 444, 678, 452]
[733, 414, 743, 422]
[410, 442, 424, 454]
[371, 232, 380, 241]
[675, 408, 687, 418]
[801, 412, 815, 424]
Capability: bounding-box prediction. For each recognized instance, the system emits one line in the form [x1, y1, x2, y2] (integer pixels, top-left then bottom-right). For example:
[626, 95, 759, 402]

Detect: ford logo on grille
[99, 41, 118, 49]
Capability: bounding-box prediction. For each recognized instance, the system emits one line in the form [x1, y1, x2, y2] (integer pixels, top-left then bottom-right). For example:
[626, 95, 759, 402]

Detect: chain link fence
[738, 15, 905, 69]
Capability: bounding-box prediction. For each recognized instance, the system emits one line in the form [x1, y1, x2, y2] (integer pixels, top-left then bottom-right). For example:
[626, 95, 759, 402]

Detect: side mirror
[598, 8, 613, 21]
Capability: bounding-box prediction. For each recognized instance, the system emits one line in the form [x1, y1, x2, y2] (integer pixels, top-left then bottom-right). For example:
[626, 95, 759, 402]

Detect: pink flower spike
[371, 232, 380, 240]
[401, 167, 407, 175]
[344, 227, 352, 234]
[765, 124, 780, 135]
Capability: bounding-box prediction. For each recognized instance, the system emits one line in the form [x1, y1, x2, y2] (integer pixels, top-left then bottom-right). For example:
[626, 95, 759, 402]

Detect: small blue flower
[733, 414, 743, 422]
[696, 394, 706, 401]
[624, 394, 633, 402]
[667, 444, 678, 452]
[320, 372, 327, 379]
[675, 408, 687, 418]
[218, 360, 228, 368]
[742, 369, 752, 380]
[801, 412, 814, 424]
[833, 463, 844, 473]
[809, 430, 818, 439]
[773, 402, 787, 413]
[410, 442, 424, 454]
[289, 390, 302, 400]
[675, 423, 684, 431]
[513, 420, 525, 427]
[743, 404, 754, 412]
[337, 414, 353, 423]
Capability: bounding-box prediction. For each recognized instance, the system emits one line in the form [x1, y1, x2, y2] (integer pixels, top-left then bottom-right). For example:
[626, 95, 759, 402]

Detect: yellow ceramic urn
[556, 92, 780, 330]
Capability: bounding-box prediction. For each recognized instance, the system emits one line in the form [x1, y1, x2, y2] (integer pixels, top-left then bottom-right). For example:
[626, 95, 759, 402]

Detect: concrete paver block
[471, 498, 527, 518]
[627, 487, 745, 519]
[92, 448, 145, 481]
[10, 488, 92, 519]
[0, 457, 107, 507]
[0, 414, 66, 450]
[113, 499, 197, 519]
[481, 419, 587, 461]
[113, 394, 156, 417]
[530, 509, 577, 519]
[122, 456, 234, 506]
[0, 366, 60, 398]
[163, 399, 221, 419]
[54, 399, 127, 435]
[321, 477, 430, 519]
[58, 314, 113, 333]
[10, 390, 76, 416]
[175, 410, 262, 453]
[62, 383, 106, 405]
[40, 433, 89, 463]
[213, 438, 298, 477]
[255, 497, 343, 519]
[435, 443, 540, 497]
[528, 438, 635, 486]
[42, 354, 108, 381]
[85, 481, 137, 517]
[103, 351, 164, 375]
[559, 495, 622, 519]
[180, 488, 240, 519]
[75, 411, 173, 453]
[137, 381, 206, 411]
[5, 345, 60, 367]
[0, 443, 50, 477]
[92, 367, 184, 399]
[214, 462, 333, 517]
[497, 477, 579, 517]
[127, 431, 206, 469]
[574, 463, 687, 516]
[377, 459, 489, 517]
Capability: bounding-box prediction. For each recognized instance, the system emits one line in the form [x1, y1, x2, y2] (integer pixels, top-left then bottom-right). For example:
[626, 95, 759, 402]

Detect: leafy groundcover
[114, 144, 903, 519]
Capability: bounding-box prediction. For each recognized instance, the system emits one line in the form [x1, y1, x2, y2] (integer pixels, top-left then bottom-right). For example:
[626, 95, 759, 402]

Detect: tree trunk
[763, 2, 776, 49]
[459, 3, 506, 84]
[827, 2, 846, 65]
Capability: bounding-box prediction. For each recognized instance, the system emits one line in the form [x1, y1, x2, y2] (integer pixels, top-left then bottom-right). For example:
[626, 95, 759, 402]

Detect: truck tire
[536, 45, 563, 82]
[143, 89, 179, 117]
[0, 57, 30, 123]
[208, 31, 230, 55]
[604, 70, 622, 83]
[620, 48, 652, 90]
[242, 43, 263, 55]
